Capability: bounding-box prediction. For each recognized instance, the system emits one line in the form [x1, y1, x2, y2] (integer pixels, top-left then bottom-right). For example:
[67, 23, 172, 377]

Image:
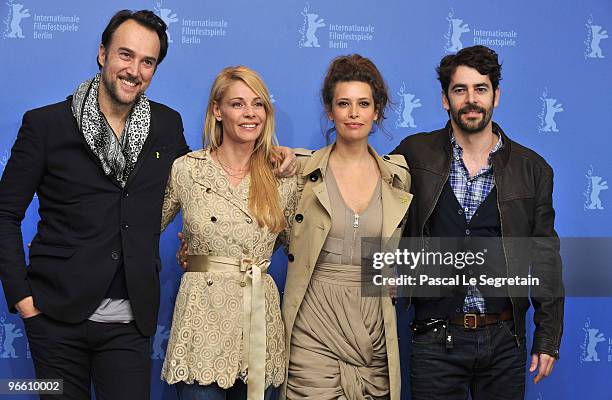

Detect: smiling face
[442, 65, 500, 134]
[213, 80, 267, 148]
[98, 19, 160, 110]
[327, 81, 378, 143]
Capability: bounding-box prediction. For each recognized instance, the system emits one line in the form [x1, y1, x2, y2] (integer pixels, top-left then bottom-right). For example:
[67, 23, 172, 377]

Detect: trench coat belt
[187, 255, 270, 400]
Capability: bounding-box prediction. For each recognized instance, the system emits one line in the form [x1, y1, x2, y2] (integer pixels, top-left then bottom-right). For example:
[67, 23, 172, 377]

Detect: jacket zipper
[494, 168, 520, 349]
[352, 214, 359, 262]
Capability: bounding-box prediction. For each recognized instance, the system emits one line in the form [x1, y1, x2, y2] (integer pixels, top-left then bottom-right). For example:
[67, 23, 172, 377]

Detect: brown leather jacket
[392, 121, 564, 358]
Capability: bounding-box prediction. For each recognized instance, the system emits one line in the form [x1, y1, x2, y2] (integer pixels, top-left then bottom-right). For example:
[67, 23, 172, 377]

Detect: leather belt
[450, 308, 513, 329]
[187, 255, 270, 400]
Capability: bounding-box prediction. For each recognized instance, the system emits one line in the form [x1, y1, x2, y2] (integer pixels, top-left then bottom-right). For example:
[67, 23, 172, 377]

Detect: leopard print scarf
[71, 73, 150, 187]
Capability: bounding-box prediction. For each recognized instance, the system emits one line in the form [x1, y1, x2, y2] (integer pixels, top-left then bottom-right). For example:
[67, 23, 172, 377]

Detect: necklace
[214, 150, 250, 178]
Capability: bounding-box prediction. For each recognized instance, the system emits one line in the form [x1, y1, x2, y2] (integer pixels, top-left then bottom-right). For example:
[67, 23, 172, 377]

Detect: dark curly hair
[437, 45, 502, 96]
[98, 10, 168, 69]
[321, 54, 389, 139]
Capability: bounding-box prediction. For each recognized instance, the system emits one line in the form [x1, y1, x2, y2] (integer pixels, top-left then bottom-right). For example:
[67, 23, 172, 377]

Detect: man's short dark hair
[436, 45, 502, 95]
[97, 9, 168, 69]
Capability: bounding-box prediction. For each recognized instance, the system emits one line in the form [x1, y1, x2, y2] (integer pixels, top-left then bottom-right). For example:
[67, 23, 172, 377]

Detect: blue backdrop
[1, 1, 611, 399]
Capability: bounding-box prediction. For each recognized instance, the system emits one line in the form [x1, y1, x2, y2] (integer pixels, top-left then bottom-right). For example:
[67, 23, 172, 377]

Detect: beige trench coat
[280, 144, 413, 400]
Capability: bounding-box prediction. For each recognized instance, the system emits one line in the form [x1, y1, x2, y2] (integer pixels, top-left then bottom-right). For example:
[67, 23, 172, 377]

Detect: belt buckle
[239, 258, 254, 272]
[464, 313, 478, 329]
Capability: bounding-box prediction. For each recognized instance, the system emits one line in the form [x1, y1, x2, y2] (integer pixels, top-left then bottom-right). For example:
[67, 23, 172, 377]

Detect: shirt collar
[449, 127, 504, 164]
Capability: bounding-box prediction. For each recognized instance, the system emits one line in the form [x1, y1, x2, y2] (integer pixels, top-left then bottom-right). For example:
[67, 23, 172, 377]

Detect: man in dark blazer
[0, 10, 189, 400]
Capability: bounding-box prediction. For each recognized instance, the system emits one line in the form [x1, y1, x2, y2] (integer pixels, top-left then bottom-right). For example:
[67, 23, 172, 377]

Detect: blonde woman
[160, 66, 297, 400]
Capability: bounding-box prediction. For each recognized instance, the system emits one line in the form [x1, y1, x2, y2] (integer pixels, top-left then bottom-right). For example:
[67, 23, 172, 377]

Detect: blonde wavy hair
[203, 66, 284, 233]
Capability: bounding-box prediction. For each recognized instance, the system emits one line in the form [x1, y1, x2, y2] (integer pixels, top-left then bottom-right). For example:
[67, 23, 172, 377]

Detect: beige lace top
[160, 149, 298, 389]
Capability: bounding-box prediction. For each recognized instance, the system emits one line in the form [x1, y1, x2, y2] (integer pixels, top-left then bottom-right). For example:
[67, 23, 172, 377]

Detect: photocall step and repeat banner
[0, 0, 610, 398]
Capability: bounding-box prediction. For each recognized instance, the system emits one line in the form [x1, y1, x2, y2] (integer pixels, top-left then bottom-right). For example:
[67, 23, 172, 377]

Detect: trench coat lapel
[187, 149, 254, 219]
[302, 144, 411, 239]
[301, 144, 334, 219]
[372, 146, 412, 239]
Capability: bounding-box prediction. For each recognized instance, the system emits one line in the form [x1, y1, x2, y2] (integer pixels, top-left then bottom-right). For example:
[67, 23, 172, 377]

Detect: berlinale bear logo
[585, 15, 608, 59]
[396, 83, 422, 129]
[580, 318, 608, 363]
[154, 1, 178, 43]
[1, 317, 23, 359]
[538, 88, 564, 133]
[444, 9, 469, 52]
[584, 166, 608, 211]
[4, 1, 31, 39]
[299, 3, 325, 48]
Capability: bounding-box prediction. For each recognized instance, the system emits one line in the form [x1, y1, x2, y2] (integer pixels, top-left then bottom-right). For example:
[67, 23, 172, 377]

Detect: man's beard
[101, 71, 142, 107]
[450, 103, 493, 134]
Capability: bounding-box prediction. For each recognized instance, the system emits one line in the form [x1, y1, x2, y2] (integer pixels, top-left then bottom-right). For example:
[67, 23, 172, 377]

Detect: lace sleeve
[161, 160, 181, 232]
[277, 175, 299, 252]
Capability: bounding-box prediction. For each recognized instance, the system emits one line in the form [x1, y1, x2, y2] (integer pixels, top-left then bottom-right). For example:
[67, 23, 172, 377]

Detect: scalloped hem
[161, 371, 284, 390]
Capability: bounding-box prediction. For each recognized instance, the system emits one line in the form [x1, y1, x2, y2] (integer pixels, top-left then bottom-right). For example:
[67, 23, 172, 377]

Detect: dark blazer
[0, 98, 189, 336]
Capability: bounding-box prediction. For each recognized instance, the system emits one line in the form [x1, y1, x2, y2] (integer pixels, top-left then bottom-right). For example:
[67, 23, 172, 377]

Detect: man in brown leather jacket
[392, 45, 564, 400]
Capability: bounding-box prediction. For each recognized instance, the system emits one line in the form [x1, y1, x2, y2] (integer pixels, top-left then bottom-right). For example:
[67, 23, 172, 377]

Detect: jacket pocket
[500, 192, 534, 202]
[319, 237, 343, 264]
[29, 244, 76, 258]
[22, 313, 44, 322]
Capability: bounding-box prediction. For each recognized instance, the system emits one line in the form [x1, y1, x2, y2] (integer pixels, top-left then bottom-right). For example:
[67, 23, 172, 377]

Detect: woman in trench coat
[280, 54, 412, 400]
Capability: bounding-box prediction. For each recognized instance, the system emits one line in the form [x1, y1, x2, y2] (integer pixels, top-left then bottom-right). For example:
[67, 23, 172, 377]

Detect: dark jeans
[410, 320, 526, 400]
[23, 314, 151, 400]
[175, 381, 273, 400]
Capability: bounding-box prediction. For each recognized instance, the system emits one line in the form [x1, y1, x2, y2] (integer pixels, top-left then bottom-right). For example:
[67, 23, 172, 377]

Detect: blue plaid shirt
[449, 131, 503, 313]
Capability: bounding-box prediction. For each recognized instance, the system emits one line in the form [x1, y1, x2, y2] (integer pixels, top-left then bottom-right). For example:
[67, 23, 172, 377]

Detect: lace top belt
[187, 255, 270, 400]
